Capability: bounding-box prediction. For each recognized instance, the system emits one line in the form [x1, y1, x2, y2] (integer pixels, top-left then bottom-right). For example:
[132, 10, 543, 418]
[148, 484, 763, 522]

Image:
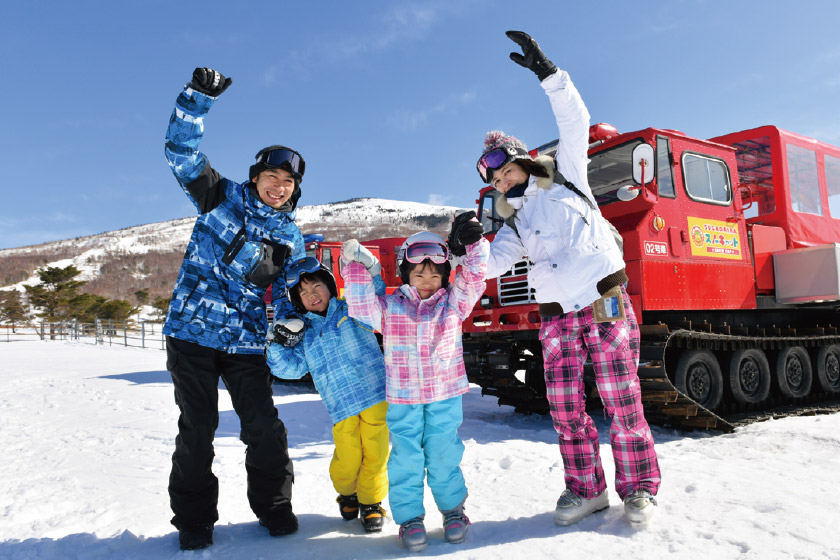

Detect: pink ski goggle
[404, 241, 449, 264]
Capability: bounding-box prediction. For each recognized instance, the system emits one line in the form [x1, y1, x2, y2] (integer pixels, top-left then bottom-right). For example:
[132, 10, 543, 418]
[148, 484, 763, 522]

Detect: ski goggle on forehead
[285, 257, 322, 288]
[404, 241, 449, 264]
[259, 148, 306, 177]
[476, 147, 512, 183]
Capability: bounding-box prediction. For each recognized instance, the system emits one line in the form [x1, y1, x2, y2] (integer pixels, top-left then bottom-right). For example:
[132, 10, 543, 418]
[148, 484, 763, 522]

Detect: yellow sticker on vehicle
[687, 217, 742, 260]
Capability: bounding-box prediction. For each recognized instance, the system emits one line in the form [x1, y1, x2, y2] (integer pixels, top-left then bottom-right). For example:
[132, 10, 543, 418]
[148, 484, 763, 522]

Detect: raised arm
[446, 212, 490, 319]
[342, 240, 387, 332]
[507, 31, 592, 203]
[164, 67, 233, 213]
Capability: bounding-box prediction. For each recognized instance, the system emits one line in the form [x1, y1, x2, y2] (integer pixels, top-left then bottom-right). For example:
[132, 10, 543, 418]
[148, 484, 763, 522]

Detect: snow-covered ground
[1, 341, 838, 559]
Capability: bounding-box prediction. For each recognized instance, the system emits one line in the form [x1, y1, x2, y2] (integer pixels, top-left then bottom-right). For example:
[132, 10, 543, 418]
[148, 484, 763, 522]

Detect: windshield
[478, 191, 504, 234]
[587, 139, 643, 206]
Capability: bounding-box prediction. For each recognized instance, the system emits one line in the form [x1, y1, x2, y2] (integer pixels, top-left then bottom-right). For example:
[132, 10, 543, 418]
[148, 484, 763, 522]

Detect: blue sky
[2, 0, 839, 249]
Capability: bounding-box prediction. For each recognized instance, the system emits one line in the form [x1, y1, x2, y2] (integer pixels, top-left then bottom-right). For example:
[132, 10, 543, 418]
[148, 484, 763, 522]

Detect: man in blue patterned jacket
[163, 67, 305, 550]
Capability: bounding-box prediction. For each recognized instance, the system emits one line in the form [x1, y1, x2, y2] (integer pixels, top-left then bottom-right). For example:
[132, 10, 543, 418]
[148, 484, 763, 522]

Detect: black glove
[189, 67, 232, 97]
[506, 31, 557, 82]
[273, 317, 304, 347]
[447, 211, 484, 257]
[247, 240, 291, 289]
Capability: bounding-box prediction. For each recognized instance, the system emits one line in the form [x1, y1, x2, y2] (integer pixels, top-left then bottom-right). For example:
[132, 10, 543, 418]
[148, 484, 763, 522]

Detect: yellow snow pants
[330, 400, 389, 505]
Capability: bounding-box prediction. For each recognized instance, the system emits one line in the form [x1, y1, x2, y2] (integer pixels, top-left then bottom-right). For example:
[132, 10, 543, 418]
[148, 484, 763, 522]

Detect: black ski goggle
[258, 148, 305, 178]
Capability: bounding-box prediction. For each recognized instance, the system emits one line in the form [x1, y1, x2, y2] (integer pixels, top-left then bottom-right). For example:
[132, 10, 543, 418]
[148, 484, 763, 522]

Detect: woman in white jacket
[479, 31, 661, 528]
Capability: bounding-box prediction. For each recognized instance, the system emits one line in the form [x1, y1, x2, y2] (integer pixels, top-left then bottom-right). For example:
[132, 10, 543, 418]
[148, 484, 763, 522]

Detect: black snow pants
[166, 336, 294, 529]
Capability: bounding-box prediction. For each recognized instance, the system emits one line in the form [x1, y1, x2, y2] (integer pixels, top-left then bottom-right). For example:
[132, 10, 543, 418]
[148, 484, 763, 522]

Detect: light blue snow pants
[386, 396, 467, 524]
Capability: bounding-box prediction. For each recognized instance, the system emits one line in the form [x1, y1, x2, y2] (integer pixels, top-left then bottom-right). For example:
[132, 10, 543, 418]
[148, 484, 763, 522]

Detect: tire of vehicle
[728, 348, 771, 405]
[674, 349, 723, 411]
[815, 343, 840, 394]
[774, 346, 813, 398]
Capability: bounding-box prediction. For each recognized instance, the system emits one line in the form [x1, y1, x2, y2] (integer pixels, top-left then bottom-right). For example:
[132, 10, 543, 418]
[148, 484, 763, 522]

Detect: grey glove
[189, 67, 232, 97]
[341, 239, 381, 276]
[273, 316, 305, 347]
[506, 31, 557, 81]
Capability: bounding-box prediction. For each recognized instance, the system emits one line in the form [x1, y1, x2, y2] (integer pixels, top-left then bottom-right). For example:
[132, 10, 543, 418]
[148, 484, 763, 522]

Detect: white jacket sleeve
[487, 224, 527, 279]
[542, 70, 595, 205]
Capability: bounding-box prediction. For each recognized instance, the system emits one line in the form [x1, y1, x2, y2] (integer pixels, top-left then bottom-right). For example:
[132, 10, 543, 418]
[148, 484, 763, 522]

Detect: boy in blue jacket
[163, 68, 305, 550]
[268, 256, 389, 533]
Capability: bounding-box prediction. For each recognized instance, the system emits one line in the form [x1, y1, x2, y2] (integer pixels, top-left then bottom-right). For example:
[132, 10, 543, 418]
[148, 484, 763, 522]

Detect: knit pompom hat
[477, 131, 532, 184]
[482, 130, 528, 153]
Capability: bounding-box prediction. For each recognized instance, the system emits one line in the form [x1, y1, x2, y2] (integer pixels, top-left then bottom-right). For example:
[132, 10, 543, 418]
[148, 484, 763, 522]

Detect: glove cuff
[536, 64, 557, 82]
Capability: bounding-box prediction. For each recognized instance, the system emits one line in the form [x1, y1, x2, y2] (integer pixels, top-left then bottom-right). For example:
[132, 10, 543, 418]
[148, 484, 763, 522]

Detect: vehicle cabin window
[587, 139, 642, 206]
[656, 137, 675, 197]
[321, 248, 332, 272]
[787, 144, 822, 216]
[478, 192, 501, 234]
[682, 153, 731, 204]
[731, 136, 775, 219]
[824, 154, 840, 218]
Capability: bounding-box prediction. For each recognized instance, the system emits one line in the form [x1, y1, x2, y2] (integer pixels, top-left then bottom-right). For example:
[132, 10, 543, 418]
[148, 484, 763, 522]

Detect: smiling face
[296, 276, 331, 314]
[408, 261, 443, 300]
[253, 168, 296, 209]
[491, 161, 529, 194]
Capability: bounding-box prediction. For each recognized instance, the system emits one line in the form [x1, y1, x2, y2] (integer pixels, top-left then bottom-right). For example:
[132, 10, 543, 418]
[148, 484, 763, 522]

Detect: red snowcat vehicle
[461, 124, 840, 431]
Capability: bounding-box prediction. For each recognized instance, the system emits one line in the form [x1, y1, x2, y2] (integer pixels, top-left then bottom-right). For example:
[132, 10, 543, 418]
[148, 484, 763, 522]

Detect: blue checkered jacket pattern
[162, 85, 304, 354]
[267, 298, 387, 425]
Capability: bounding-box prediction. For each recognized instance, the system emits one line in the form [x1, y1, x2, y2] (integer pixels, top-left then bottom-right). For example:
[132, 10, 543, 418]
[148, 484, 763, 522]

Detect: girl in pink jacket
[342, 214, 488, 552]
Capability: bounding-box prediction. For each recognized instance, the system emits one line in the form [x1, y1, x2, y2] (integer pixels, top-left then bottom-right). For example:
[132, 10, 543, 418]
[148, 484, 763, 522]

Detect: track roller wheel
[728, 348, 771, 405]
[815, 344, 840, 394]
[774, 346, 813, 398]
[674, 349, 723, 411]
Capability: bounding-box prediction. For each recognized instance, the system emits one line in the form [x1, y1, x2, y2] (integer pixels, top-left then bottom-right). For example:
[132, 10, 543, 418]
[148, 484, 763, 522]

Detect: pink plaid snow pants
[539, 286, 661, 500]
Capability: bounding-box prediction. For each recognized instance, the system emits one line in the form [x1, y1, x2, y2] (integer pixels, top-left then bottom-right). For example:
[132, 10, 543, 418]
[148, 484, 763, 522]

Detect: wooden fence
[0, 320, 166, 350]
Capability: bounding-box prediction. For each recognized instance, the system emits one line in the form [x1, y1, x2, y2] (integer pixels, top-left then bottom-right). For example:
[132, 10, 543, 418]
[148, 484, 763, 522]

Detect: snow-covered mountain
[0, 198, 469, 295]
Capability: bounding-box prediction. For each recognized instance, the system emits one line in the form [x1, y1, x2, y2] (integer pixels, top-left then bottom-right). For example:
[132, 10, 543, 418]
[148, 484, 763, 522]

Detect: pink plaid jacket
[344, 238, 489, 404]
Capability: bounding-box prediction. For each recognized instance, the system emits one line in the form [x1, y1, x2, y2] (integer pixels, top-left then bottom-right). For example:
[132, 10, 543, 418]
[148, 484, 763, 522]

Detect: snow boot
[623, 489, 657, 528]
[554, 489, 609, 526]
[441, 504, 470, 544]
[178, 524, 213, 550]
[399, 516, 428, 552]
[259, 508, 299, 536]
[337, 493, 359, 520]
[359, 502, 387, 533]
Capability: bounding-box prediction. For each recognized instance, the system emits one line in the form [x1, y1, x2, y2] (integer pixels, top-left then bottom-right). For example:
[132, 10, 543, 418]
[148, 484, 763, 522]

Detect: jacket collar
[247, 183, 297, 220]
[304, 297, 342, 326]
[495, 155, 556, 219]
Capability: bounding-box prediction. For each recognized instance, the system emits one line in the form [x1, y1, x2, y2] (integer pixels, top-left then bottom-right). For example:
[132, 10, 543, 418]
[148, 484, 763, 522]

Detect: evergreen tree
[24, 266, 86, 321]
[69, 293, 109, 323]
[151, 296, 170, 321]
[95, 299, 138, 322]
[0, 290, 28, 327]
[134, 288, 150, 306]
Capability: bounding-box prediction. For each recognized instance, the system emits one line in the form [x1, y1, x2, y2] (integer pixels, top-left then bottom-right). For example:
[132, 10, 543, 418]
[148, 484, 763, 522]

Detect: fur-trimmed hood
[495, 155, 557, 219]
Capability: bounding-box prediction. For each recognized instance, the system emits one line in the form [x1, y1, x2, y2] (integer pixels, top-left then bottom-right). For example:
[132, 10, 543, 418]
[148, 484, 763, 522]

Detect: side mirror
[616, 185, 641, 201]
[733, 188, 744, 213]
[735, 185, 754, 213]
[632, 143, 655, 185]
